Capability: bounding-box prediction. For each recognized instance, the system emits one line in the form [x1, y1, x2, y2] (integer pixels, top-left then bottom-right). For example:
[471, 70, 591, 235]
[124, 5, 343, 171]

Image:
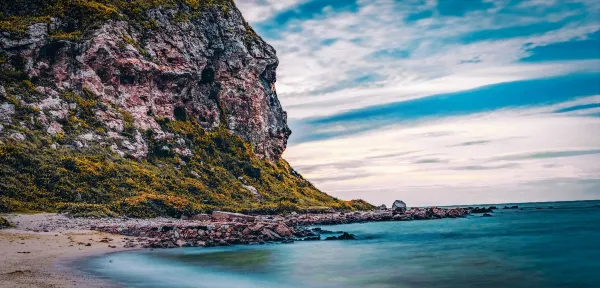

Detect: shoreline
[0, 207, 474, 287]
[0, 214, 139, 288]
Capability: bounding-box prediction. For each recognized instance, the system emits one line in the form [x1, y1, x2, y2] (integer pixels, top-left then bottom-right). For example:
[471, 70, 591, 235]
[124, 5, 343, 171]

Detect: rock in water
[470, 207, 494, 214]
[324, 232, 356, 240]
[337, 232, 357, 240]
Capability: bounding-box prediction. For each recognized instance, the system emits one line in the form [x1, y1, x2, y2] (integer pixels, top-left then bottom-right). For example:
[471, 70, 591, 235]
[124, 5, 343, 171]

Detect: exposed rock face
[0, 2, 375, 215]
[0, 1, 290, 161]
[392, 200, 407, 215]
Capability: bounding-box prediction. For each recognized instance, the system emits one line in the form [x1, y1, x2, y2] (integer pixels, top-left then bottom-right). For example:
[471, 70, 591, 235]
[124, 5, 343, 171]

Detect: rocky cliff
[0, 0, 373, 216]
[1, 0, 289, 161]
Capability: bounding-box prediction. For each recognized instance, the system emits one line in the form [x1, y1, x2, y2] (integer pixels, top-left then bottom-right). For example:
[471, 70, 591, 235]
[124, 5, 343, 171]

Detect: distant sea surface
[84, 200, 600, 288]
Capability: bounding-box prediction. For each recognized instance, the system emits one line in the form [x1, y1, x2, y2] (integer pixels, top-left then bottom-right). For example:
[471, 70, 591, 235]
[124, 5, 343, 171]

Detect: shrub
[57, 203, 118, 218]
[0, 217, 14, 229]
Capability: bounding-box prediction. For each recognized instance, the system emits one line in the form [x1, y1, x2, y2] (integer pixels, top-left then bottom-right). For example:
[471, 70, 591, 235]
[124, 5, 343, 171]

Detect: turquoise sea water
[84, 201, 600, 288]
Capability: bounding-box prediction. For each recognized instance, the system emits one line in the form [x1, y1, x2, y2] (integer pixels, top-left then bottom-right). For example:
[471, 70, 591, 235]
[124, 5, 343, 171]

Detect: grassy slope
[0, 1, 374, 217]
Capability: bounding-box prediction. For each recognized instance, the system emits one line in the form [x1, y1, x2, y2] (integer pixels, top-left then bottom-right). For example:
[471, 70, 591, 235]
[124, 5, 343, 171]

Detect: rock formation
[0, 0, 374, 215]
[0, 0, 289, 161]
[392, 200, 407, 215]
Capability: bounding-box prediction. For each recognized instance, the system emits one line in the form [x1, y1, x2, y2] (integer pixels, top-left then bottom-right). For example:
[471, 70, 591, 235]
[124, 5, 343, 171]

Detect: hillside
[0, 0, 373, 217]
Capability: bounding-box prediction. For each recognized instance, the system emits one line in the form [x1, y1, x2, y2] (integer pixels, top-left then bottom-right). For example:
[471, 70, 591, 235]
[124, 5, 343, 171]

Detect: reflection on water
[84, 201, 600, 288]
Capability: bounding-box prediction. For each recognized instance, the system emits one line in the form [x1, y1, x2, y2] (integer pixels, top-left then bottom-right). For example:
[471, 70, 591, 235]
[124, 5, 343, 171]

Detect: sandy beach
[0, 207, 472, 287]
[0, 214, 135, 288]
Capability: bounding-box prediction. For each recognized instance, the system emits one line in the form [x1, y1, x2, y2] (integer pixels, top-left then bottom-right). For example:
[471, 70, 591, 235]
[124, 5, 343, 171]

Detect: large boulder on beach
[392, 200, 407, 214]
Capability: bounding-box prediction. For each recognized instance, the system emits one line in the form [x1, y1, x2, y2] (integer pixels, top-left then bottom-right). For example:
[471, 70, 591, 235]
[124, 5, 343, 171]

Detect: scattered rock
[337, 232, 357, 240]
[0, 103, 15, 123]
[9, 132, 25, 141]
[324, 232, 356, 240]
[470, 207, 494, 214]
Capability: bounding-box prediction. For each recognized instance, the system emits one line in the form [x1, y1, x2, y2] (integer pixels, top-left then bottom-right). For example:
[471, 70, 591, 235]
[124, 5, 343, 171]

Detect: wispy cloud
[238, 0, 600, 205]
[241, 0, 600, 118]
[283, 101, 600, 205]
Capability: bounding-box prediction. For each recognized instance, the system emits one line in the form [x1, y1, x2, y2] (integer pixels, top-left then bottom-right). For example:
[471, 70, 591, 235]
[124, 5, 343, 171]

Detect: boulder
[470, 207, 494, 214]
[324, 232, 356, 240]
[337, 232, 357, 240]
[275, 224, 293, 237]
[392, 200, 407, 214]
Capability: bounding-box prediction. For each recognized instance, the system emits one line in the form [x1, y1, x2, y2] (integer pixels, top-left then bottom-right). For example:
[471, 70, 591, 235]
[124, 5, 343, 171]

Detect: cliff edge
[0, 0, 373, 216]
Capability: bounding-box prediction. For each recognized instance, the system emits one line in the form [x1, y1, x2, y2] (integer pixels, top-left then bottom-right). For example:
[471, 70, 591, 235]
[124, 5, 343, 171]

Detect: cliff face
[1, 0, 290, 161]
[0, 0, 374, 216]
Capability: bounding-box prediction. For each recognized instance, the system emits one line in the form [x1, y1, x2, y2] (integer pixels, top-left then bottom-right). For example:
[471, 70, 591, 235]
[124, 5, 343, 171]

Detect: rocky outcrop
[324, 232, 356, 241]
[470, 207, 494, 213]
[0, 0, 290, 161]
[284, 207, 471, 226]
[0, 1, 375, 215]
[93, 219, 318, 248]
[392, 200, 407, 215]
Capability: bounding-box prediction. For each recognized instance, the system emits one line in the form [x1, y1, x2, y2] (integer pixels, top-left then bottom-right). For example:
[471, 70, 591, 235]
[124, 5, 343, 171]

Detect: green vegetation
[57, 203, 118, 218]
[0, 125, 373, 217]
[0, 74, 373, 218]
[0, 216, 14, 229]
[0, 0, 237, 38]
[0, 129, 373, 217]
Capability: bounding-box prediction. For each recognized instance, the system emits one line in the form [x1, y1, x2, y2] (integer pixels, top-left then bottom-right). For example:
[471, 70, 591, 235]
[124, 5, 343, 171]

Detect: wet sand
[0, 214, 136, 288]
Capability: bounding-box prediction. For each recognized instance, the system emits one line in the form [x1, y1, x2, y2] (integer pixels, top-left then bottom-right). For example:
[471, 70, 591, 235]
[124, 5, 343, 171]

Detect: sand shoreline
[0, 206, 476, 287]
[0, 214, 137, 288]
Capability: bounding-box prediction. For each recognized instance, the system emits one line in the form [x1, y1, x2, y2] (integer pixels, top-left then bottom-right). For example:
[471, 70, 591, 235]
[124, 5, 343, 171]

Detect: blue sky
[237, 0, 600, 206]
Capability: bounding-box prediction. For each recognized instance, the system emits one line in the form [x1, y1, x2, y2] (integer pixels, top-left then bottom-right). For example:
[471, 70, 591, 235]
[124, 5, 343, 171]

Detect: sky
[236, 0, 600, 206]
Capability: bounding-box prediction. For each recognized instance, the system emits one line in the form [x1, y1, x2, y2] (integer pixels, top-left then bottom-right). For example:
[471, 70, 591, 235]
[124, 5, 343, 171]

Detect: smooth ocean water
[83, 201, 600, 288]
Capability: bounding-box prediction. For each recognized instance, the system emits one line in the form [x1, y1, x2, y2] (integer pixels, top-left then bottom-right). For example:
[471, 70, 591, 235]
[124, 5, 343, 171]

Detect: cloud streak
[238, 0, 600, 205]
